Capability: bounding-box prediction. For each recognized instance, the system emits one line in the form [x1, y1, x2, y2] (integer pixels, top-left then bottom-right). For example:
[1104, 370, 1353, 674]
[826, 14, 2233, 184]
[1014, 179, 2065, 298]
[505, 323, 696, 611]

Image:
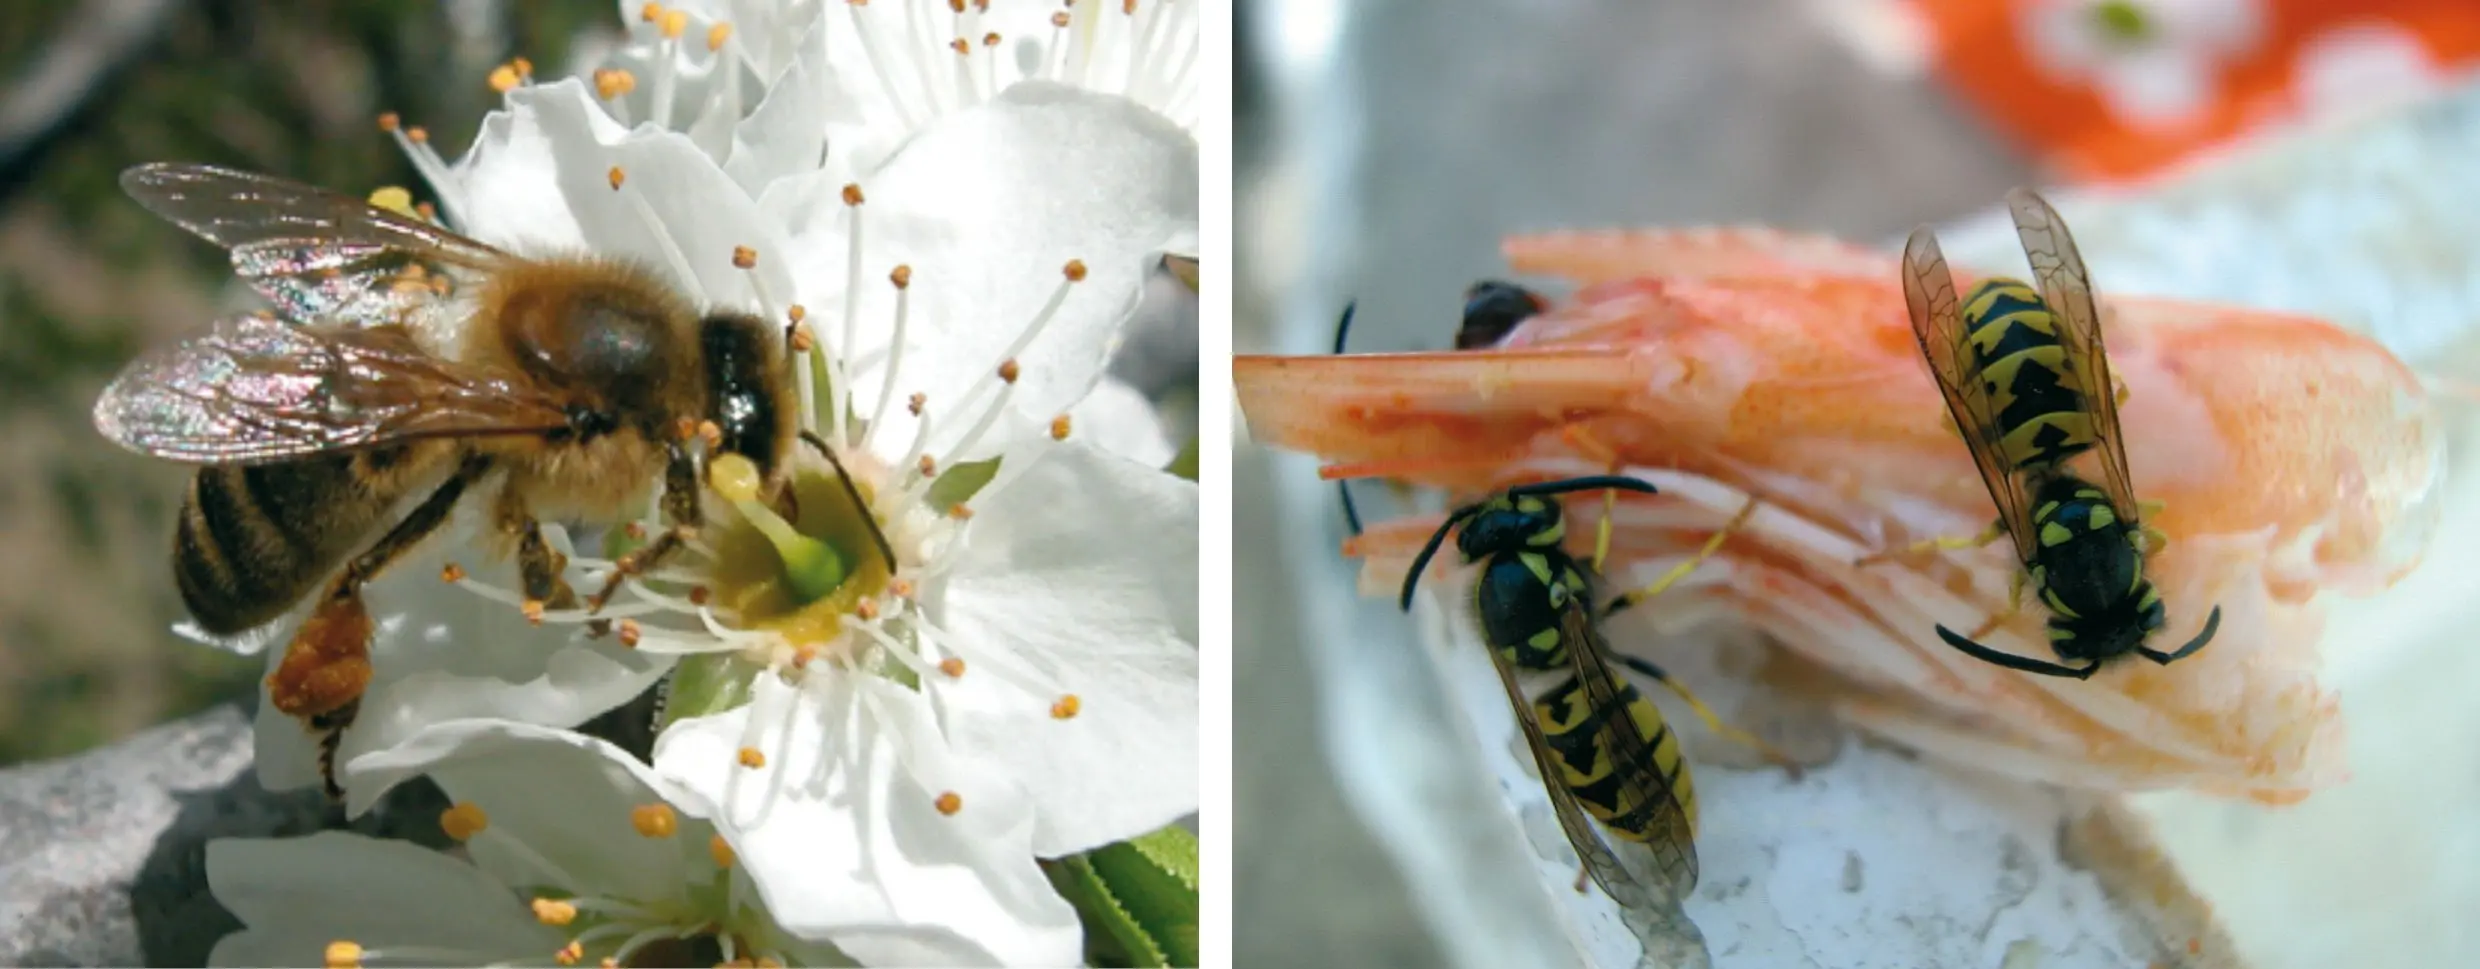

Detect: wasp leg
[1953, 568, 2030, 643]
[274, 453, 491, 800]
[1603, 498, 1759, 616]
[588, 442, 703, 613]
[1573, 866, 1592, 894]
[1612, 653, 1801, 774]
[2136, 604, 2221, 666]
[1854, 518, 2007, 567]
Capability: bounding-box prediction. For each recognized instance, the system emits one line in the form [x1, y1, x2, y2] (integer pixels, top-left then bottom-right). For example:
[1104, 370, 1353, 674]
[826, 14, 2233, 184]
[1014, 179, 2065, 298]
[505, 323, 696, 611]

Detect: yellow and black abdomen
[175, 445, 435, 633]
[1961, 278, 2095, 471]
[1535, 674, 1699, 839]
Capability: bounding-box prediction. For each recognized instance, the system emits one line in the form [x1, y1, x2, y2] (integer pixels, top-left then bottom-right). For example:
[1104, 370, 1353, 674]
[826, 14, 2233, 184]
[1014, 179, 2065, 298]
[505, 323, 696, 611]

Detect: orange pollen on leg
[532, 897, 579, 926]
[325, 940, 364, 969]
[710, 833, 737, 868]
[1050, 415, 1072, 440]
[907, 392, 927, 416]
[890, 264, 913, 288]
[997, 358, 1021, 383]
[631, 803, 680, 837]
[617, 619, 643, 648]
[1051, 694, 1082, 719]
[440, 802, 489, 840]
[732, 245, 758, 268]
[939, 657, 966, 678]
[842, 183, 866, 206]
[738, 746, 767, 768]
[917, 455, 938, 477]
[934, 791, 963, 815]
[440, 563, 466, 583]
[1063, 259, 1088, 281]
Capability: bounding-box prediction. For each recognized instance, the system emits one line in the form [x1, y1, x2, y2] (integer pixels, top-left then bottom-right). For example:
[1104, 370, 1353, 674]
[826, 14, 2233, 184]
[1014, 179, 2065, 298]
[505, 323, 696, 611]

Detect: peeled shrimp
[1236, 227, 2444, 803]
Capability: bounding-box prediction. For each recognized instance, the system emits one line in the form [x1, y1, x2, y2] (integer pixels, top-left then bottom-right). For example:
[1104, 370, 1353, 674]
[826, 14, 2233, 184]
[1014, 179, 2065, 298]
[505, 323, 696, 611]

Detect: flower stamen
[860, 265, 915, 453]
[379, 113, 468, 228]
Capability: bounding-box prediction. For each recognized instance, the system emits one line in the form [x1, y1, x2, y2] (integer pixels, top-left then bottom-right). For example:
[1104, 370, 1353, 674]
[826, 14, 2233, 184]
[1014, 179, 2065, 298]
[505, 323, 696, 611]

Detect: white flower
[212, 721, 850, 967]
[2292, 22, 2449, 124]
[2022, 0, 2265, 129]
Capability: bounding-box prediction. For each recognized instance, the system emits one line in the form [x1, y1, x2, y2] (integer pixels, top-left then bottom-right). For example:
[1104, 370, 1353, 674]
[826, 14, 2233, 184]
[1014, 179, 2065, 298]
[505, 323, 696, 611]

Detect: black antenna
[801, 430, 899, 571]
[1331, 301, 1365, 536]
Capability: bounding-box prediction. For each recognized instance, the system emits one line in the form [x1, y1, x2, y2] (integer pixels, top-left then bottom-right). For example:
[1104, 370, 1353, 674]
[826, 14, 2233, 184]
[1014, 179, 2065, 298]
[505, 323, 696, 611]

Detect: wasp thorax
[704, 452, 894, 647]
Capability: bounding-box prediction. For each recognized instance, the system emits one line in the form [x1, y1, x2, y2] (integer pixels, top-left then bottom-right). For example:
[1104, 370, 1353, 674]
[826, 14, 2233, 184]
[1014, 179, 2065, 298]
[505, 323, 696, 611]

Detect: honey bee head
[696, 311, 793, 477]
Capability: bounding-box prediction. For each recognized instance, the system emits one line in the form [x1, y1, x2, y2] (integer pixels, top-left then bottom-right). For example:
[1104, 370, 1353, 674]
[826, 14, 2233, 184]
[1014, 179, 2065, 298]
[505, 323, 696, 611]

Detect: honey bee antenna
[801, 430, 898, 571]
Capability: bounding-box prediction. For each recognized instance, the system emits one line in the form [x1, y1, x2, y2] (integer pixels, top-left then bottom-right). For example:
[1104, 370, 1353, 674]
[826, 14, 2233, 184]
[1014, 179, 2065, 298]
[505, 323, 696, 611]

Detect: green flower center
[705, 453, 893, 646]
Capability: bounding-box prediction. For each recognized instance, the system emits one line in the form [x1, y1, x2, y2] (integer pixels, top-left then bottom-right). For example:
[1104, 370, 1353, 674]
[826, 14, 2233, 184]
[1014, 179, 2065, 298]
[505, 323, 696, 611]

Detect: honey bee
[1893, 188, 2221, 678]
[95, 163, 797, 795]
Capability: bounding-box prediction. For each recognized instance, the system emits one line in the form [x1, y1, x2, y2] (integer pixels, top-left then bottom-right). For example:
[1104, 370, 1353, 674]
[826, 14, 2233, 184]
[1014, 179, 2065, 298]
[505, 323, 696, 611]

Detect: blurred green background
[0, 0, 618, 764]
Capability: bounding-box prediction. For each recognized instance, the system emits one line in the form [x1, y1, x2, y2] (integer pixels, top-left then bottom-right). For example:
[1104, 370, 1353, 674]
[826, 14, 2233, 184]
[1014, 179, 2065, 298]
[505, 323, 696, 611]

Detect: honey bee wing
[120, 163, 513, 328]
[2006, 189, 2140, 520]
[94, 313, 573, 465]
[1481, 631, 1666, 914]
[1557, 603, 1699, 898]
[1902, 227, 2041, 565]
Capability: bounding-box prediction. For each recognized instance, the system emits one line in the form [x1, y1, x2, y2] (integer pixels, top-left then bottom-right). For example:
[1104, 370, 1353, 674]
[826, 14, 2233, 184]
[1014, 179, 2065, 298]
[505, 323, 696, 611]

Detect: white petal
[724, 12, 857, 195]
[931, 439, 1198, 855]
[450, 80, 627, 253]
[461, 80, 800, 315]
[1069, 376, 1176, 468]
[206, 832, 557, 967]
[347, 720, 720, 904]
[655, 676, 1081, 966]
[784, 83, 1198, 454]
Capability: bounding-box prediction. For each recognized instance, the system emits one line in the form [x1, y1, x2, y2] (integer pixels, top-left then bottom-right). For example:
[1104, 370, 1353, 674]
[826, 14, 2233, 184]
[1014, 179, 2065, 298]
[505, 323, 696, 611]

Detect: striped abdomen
[1960, 278, 2096, 471]
[174, 445, 435, 633]
[1536, 675, 1699, 840]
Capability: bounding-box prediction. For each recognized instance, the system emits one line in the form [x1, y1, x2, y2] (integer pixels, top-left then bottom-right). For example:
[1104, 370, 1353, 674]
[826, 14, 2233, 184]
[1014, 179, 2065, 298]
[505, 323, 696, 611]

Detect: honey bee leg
[586, 443, 702, 614]
[1855, 518, 2007, 566]
[1603, 498, 1759, 616]
[1613, 653, 1801, 774]
[277, 455, 489, 800]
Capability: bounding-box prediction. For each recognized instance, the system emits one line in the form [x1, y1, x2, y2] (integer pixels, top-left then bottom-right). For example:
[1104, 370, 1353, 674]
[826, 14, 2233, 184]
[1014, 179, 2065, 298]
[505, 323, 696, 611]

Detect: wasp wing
[1481, 630, 1672, 915]
[93, 313, 573, 465]
[120, 163, 515, 329]
[1555, 603, 1699, 899]
[1901, 227, 2040, 565]
[2006, 188, 2140, 521]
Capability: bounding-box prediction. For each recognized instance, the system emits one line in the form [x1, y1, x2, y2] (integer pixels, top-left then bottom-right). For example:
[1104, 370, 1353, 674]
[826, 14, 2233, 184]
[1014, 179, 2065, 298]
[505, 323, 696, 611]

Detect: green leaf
[660, 653, 759, 727]
[1050, 825, 1200, 968]
[1167, 435, 1198, 482]
[924, 456, 1003, 510]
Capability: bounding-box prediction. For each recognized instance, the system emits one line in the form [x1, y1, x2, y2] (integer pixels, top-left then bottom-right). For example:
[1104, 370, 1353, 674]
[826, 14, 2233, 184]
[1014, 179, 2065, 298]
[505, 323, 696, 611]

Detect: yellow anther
[710, 833, 738, 868]
[917, 455, 938, 477]
[890, 264, 913, 288]
[532, 897, 579, 926]
[1052, 694, 1082, 719]
[640, 2, 664, 21]
[1049, 415, 1072, 440]
[1063, 259, 1088, 281]
[631, 803, 679, 838]
[997, 359, 1021, 383]
[732, 245, 757, 269]
[787, 323, 815, 352]
[949, 503, 975, 520]
[489, 64, 522, 92]
[934, 791, 963, 815]
[556, 940, 584, 965]
[440, 802, 489, 841]
[707, 23, 733, 51]
[737, 746, 766, 768]
[522, 599, 546, 625]
[439, 562, 465, 583]
[376, 112, 401, 132]
[367, 186, 418, 219]
[325, 940, 364, 969]
[842, 183, 865, 206]
[907, 392, 927, 416]
[939, 657, 966, 678]
[608, 165, 627, 190]
[659, 9, 690, 38]
[617, 619, 643, 648]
